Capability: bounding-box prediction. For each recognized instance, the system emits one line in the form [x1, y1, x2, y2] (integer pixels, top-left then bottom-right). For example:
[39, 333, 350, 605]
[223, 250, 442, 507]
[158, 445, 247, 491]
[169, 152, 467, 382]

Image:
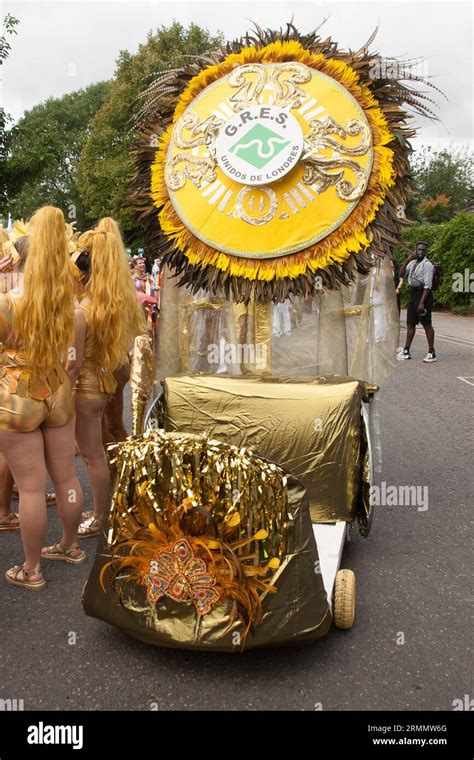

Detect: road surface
[1, 312, 472, 711]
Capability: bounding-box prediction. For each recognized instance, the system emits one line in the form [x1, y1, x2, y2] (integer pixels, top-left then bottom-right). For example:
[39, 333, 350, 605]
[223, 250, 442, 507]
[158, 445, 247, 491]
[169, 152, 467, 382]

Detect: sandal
[5, 563, 46, 591]
[81, 510, 94, 520]
[41, 541, 87, 564]
[0, 511, 20, 531]
[78, 514, 103, 539]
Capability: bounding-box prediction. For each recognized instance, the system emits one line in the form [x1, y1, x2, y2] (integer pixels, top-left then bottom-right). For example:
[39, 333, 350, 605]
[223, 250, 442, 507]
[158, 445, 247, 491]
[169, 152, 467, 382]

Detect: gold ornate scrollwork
[165, 154, 217, 192]
[165, 111, 223, 191]
[228, 62, 312, 111]
[269, 62, 311, 108]
[234, 186, 278, 226]
[305, 117, 371, 156]
[228, 64, 267, 111]
[301, 116, 372, 202]
[175, 112, 223, 158]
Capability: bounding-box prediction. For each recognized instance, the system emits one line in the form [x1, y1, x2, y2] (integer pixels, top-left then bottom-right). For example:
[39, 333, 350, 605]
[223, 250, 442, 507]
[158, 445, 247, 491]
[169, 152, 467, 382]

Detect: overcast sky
[1, 0, 472, 152]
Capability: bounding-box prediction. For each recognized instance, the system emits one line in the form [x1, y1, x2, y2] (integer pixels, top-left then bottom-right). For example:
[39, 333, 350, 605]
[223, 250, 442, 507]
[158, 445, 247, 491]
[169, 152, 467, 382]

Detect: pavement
[0, 311, 472, 711]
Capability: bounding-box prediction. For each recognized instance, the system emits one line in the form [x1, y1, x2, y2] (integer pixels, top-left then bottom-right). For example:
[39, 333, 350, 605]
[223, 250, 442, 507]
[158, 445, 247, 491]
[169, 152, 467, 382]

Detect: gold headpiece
[9, 219, 30, 243]
[65, 221, 82, 255]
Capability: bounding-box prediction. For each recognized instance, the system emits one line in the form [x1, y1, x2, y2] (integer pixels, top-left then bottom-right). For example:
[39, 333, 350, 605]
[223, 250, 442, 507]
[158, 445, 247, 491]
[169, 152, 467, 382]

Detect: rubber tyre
[334, 569, 356, 629]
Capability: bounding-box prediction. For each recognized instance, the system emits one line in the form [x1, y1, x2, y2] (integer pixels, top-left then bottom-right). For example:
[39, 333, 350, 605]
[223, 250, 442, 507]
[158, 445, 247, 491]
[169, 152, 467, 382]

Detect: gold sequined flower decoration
[142, 537, 220, 615]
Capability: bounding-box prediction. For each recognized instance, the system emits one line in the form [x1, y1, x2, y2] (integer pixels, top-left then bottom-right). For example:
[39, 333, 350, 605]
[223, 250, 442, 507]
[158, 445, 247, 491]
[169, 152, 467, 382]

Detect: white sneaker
[423, 351, 437, 363]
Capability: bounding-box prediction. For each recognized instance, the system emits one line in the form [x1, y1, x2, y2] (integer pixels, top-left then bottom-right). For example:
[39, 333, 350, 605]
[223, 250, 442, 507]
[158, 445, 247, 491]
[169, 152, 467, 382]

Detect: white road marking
[414, 330, 474, 348]
[457, 376, 474, 386]
[435, 332, 474, 347]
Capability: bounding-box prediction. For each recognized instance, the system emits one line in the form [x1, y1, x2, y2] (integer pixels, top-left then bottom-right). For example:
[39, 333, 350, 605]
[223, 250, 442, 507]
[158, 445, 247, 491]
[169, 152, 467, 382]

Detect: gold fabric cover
[162, 374, 375, 523]
[82, 436, 331, 651]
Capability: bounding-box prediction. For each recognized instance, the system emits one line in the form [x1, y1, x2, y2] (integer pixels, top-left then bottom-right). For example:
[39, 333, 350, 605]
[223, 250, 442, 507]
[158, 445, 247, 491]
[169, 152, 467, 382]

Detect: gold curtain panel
[162, 374, 375, 523]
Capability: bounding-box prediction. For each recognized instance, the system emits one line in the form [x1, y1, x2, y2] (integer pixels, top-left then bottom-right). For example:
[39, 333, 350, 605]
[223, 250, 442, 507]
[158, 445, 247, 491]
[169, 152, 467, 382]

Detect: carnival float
[82, 24, 438, 650]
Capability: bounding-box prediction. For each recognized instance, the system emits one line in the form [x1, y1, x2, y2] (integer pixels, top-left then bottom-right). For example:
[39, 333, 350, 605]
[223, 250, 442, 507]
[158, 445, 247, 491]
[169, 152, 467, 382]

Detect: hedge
[393, 213, 474, 314]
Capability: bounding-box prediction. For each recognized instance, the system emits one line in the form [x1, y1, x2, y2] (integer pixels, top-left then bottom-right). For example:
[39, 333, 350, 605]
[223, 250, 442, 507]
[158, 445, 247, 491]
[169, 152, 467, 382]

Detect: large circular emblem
[163, 62, 374, 259]
[215, 105, 304, 186]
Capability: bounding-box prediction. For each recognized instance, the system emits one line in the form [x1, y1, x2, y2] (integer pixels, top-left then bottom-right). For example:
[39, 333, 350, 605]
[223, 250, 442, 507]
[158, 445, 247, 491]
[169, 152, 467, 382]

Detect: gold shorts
[0, 366, 74, 433]
[74, 364, 118, 401]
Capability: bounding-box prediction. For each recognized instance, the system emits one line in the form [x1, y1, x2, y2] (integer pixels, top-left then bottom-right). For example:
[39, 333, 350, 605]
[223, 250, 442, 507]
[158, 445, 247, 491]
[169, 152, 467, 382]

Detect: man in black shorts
[398, 241, 437, 362]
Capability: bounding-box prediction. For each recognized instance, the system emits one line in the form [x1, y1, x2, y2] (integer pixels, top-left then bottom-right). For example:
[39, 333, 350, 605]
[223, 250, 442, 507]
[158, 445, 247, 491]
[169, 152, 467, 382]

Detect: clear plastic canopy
[155, 255, 399, 387]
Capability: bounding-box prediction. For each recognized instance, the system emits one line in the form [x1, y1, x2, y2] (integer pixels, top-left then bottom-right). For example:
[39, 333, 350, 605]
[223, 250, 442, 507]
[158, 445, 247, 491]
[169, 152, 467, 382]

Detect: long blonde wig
[96, 216, 124, 243]
[13, 206, 75, 376]
[78, 229, 146, 371]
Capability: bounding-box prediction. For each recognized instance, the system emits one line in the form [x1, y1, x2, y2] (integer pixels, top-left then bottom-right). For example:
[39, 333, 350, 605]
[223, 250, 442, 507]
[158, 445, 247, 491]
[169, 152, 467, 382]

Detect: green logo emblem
[230, 123, 290, 169]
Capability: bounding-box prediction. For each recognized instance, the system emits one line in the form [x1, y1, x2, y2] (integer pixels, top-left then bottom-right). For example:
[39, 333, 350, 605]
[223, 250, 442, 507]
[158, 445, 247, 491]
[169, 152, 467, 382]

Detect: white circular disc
[215, 104, 304, 186]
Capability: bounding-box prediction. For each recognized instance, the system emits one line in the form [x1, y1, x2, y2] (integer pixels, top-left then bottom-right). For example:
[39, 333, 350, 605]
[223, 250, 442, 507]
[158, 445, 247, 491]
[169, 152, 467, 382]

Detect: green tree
[408, 145, 474, 222]
[431, 213, 474, 312]
[77, 22, 223, 243]
[1, 82, 110, 228]
[418, 193, 452, 223]
[0, 13, 20, 214]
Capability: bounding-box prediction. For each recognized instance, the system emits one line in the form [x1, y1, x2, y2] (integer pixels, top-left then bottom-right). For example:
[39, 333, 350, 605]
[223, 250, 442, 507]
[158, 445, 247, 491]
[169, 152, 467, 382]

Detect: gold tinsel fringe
[100, 431, 292, 643]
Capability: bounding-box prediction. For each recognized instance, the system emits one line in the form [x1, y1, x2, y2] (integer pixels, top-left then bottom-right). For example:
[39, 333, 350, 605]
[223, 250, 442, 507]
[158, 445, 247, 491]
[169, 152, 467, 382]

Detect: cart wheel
[334, 569, 356, 629]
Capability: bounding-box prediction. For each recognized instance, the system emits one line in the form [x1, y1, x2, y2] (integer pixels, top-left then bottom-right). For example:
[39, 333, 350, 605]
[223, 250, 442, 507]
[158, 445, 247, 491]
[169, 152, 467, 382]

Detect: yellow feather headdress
[129, 25, 440, 303]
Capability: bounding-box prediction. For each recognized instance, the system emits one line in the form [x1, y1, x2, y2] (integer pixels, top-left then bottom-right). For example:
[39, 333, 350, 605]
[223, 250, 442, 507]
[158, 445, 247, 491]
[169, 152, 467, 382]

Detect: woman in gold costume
[95, 217, 132, 445]
[0, 207, 86, 590]
[0, 235, 30, 531]
[70, 228, 145, 538]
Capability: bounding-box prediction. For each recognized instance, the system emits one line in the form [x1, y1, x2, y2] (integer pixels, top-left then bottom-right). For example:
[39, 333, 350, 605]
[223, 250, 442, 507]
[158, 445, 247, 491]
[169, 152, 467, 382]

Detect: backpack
[431, 263, 443, 292]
